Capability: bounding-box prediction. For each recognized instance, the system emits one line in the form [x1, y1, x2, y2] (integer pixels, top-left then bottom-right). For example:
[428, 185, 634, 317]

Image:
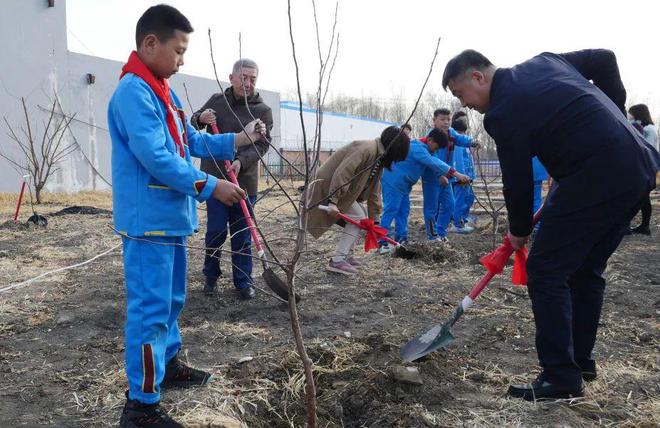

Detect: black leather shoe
[508, 374, 583, 401]
[579, 362, 597, 382]
[203, 277, 217, 295]
[581, 369, 597, 382]
[119, 393, 183, 427]
[631, 225, 651, 235]
[161, 355, 212, 389]
[238, 286, 256, 300]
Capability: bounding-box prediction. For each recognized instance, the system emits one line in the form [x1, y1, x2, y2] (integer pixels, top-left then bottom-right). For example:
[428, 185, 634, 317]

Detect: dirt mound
[49, 205, 112, 216]
[394, 241, 469, 265]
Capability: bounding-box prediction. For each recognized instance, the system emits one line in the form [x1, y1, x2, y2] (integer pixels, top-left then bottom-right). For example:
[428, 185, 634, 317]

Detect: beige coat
[306, 139, 384, 239]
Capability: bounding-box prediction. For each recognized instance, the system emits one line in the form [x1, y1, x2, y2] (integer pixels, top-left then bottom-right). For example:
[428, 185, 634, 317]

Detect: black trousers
[637, 194, 652, 228]
[526, 190, 645, 387]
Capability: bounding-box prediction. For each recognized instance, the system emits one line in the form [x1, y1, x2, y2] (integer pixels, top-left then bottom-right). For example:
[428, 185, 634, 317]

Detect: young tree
[465, 110, 505, 248]
[1, 97, 76, 203]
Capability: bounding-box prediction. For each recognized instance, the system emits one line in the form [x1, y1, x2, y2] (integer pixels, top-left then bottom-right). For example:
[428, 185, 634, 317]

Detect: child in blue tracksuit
[109, 6, 265, 427]
[421, 126, 475, 239]
[380, 129, 469, 248]
[452, 118, 477, 227]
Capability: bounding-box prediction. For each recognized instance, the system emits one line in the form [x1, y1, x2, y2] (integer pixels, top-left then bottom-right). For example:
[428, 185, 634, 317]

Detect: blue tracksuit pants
[422, 179, 440, 239]
[203, 195, 257, 289]
[436, 184, 455, 237]
[453, 183, 475, 226]
[380, 183, 410, 242]
[122, 235, 186, 404]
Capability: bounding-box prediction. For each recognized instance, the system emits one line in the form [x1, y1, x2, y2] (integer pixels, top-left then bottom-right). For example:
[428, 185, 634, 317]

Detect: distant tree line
[285, 91, 499, 159]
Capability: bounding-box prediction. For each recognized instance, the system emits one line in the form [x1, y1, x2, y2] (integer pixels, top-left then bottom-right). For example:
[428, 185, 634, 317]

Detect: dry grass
[0, 190, 113, 215]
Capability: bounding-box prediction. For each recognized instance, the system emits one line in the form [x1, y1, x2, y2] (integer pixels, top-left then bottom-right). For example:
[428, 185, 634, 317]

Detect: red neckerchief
[120, 51, 185, 157]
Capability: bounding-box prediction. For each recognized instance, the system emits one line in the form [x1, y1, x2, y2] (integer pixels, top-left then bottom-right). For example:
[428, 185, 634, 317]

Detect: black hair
[451, 118, 468, 133]
[380, 126, 410, 170]
[452, 111, 467, 122]
[433, 108, 451, 118]
[426, 128, 449, 148]
[628, 104, 654, 127]
[136, 4, 194, 47]
[442, 49, 493, 90]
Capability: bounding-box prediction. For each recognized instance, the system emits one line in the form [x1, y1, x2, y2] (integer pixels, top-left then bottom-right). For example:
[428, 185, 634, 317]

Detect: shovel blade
[400, 323, 455, 362]
[262, 269, 301, 303]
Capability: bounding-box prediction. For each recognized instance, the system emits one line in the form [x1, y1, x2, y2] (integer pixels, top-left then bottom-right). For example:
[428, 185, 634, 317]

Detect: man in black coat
[442, 49, 658, 400]
[192, 58, 273, 300]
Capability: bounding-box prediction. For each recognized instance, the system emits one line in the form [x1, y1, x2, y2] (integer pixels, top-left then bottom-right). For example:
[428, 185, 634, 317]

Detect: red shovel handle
[13, 180, 27, 221]
[318, 205, 400, 247]
[210, 123, 263, 254]
[466, 207, 542, 301]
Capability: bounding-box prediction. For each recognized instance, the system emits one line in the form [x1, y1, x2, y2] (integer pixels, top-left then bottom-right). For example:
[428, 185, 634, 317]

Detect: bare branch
[287, 0, 310, 180]
[306, 36, 443, 212]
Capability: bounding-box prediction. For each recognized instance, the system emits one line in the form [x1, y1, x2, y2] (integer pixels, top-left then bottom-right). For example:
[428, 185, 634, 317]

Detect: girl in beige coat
[306, 126, 410, 274]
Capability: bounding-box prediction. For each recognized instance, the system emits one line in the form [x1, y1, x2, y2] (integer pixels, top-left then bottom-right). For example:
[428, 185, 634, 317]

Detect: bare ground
[0, 188, 658, 427]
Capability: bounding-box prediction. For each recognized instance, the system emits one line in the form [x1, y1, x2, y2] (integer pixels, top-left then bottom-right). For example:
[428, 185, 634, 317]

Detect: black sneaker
[161, 355, 212, 389]
[119, 396, 182, 428]
[508, 373, 583, 401]
[238, 286, 256, 300]
[203, 277, 217, 295]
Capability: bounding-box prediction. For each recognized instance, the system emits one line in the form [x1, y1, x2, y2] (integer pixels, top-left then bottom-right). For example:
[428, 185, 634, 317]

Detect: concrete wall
[0, 0, 69, 193]
[0, 0, 280, 193]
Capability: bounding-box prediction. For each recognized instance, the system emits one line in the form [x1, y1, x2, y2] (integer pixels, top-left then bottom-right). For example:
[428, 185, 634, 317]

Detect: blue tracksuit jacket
[108, 74, 235, 237]
[380, 140, 451, 241]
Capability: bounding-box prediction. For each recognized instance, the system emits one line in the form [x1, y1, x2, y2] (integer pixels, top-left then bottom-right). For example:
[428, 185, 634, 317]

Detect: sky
[65, 0, 660, 107]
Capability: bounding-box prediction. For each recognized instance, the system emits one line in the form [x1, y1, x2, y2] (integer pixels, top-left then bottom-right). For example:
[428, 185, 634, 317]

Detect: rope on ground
[0, 243, 121, 294]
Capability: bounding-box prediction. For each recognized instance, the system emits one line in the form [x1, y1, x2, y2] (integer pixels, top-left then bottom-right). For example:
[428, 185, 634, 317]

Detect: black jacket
[484, 49, 658, 236]
[192, 87, 273, 195]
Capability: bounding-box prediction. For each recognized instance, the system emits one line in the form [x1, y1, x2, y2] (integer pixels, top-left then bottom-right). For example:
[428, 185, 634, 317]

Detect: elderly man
[442, 49, 658, 400]
[192, 59, 273, 300]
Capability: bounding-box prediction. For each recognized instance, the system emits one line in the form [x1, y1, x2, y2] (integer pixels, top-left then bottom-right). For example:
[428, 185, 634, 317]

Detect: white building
[280, 101, 394, 153]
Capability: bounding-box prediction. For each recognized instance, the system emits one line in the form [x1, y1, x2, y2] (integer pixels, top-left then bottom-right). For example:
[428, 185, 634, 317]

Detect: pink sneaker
[326, 259, 358, 275]
[346, 256, 362, 267]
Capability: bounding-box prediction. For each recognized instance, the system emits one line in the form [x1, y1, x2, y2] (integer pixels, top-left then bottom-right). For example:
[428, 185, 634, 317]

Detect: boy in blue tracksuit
[380, 128, 470, 250]
[422, 109, 477, 240]
[449, 113, 476, 227]
[452, 118, 477, 227]
[108, 6, 266, 427]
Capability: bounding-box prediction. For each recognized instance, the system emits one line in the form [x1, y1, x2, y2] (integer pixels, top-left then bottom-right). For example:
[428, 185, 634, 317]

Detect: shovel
[318, 205, 418, 258]
[210, 124, 299, 303]
[400, 208, 542, 362]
